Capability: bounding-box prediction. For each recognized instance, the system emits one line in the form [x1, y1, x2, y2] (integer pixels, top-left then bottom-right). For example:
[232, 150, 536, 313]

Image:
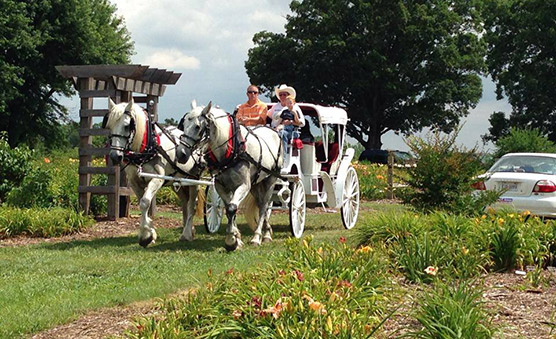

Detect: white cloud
[140, 49, 200, 70]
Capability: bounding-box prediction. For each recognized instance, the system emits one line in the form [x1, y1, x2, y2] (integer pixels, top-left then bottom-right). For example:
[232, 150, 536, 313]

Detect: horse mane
[106, 102, 147, 153]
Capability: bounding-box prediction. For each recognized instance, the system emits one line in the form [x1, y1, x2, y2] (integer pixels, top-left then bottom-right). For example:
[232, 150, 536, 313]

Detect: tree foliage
[0, 0, 134, 147]
[492, 128, 556, 160]
[483, 0, 556, 141]
[246, 0, 486, 149]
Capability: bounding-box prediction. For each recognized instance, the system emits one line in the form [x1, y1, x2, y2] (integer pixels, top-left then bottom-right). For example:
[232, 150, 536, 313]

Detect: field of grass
[0, 201, 392, 337]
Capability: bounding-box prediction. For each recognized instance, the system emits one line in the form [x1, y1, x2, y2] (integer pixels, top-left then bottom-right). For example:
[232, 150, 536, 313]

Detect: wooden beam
[77, 186, 133, 196]
[79, 146, 110, 157]
[80, 89, 117, 98]
[80, 109, 109, 118]
[56, 64, 149, 80]
[79, 128, 109, 137]
[79, 166, 118, 175]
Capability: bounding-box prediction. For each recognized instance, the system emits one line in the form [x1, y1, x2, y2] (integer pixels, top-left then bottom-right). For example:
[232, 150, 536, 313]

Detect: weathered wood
[124, 78, 135, 92]
[80, 109, 109, 118]
[79, 166, 116, 175]
[78, 78, 95, 214]
[56, 64, 181, 219]
[56, 64, 149, 80]
[78, 186, 133, 195]
[80, 89, 117, 98]
[79, 146, 109, 157]
[79, 128, 109, 137]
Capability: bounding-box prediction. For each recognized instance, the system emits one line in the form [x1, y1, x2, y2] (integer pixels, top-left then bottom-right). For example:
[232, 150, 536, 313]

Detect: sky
[62, 0, 511, 152]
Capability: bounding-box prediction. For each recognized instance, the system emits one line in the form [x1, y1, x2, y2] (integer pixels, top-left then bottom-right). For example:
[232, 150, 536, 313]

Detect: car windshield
[489, 155, 556, 175]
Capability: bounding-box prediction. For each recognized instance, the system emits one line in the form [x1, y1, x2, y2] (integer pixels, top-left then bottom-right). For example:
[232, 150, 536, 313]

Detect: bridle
[107, 110, 135, 153]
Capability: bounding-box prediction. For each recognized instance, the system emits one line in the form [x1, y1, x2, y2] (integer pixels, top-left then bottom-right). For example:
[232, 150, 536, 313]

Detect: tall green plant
[403, 130, 495, 214]
[407, 281, 493, 338]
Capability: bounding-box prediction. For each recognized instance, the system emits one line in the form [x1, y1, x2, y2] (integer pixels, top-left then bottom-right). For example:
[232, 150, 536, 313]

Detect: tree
[246, 0, 486, 149]
[482, 111, 509, 143]
[483, 0, 556, 142]
[0, 0, 134, 147]
[492, 128, 556, 160]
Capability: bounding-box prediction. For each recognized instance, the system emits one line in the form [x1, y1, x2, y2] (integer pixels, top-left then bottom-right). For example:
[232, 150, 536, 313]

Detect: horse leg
[138, 177, 164, 247]
[255, 179, 277, 244]
[178, 185, 198, 242]
[217, 182, 249, 251]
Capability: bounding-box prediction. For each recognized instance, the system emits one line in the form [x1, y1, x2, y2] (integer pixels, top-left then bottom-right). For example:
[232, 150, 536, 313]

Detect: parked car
[359, 149, 414, 166]
[473, 153, 556, 217]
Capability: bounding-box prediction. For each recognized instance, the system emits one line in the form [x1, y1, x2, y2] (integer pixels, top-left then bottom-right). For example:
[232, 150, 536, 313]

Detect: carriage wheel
[341, 166, 360, 230]
[289, 180, 306, 238]
[204, 185, 223, 234]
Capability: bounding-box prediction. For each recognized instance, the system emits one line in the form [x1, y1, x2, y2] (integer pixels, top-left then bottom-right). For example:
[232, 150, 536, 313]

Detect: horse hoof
[225, 241, 238, 252]
[249, 239, 261, 246]
[263, 237, 272, 243]
[139, 236, 153, 248]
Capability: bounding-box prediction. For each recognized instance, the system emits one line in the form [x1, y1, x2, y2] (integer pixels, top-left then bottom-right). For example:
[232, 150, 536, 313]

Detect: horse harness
[106, 108, 201, 179]
[206, 114, 286, 182]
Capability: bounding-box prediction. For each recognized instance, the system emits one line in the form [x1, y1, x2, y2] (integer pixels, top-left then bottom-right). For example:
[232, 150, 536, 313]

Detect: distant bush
[0, 206, 94, 238]
[0, 133, 34, 202]
[488, 128, 556, 166]
[403, 130, 498, 215]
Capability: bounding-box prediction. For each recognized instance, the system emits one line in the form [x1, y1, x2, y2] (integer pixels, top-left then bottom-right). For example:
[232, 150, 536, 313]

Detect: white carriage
[204, 103, 360, 237]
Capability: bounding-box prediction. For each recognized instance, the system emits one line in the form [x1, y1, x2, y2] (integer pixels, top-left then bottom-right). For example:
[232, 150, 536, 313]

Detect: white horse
[103, 99, 204, 247]
[178, 102, 283, 251]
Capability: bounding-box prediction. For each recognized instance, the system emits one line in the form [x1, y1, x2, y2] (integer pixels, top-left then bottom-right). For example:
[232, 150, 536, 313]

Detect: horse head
[104, 98, 147, 164]
[176, 101, 213, 163]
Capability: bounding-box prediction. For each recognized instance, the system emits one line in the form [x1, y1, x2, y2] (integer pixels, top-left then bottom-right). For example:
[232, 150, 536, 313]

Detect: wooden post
[56, 65, 181, 220]
[387, 150, 394, 199]
[78, 77, 94, 213]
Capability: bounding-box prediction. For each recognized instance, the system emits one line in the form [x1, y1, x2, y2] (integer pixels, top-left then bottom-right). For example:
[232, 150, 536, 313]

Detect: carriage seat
[315, 141, 340, 173]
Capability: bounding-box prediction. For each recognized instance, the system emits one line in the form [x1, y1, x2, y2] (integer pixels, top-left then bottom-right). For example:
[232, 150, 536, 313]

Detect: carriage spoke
[341, 167, 360, 230]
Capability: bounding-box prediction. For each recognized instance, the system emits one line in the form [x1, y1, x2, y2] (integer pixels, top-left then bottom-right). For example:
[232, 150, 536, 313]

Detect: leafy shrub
[0, 133, 34, 202]
[408, 281, 493, 338]
[0, 206, 94, 238]
[403, 130, 498, 214]
[5, 167, 54, 208]
[129, 236, 391, 338]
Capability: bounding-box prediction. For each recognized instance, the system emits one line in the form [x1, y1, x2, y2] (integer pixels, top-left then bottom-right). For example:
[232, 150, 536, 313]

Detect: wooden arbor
[56, 65, 181, 219]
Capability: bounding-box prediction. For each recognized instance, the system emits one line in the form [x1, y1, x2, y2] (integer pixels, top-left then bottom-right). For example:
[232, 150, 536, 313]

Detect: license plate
[499, 182, 518, 191]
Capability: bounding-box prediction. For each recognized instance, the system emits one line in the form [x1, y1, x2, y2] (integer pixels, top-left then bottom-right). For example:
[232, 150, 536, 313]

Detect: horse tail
[196, 187, 205, 218]
[242, 194, 259, 232]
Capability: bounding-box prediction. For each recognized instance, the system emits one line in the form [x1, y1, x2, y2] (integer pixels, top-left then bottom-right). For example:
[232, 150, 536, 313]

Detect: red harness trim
[208, 115, 234, 162]
[139, 114, 160, 152]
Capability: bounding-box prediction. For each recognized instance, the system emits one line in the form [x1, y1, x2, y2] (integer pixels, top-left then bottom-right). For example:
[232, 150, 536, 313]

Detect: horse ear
[200, 102, 212, 117]
[125, 101, 133, 112]
[191, 99, 197, 109]
[108, 98, 116, 110]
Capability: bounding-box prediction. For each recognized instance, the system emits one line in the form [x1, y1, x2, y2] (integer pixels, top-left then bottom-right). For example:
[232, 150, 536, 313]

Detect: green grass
[0, 200, 396, 337]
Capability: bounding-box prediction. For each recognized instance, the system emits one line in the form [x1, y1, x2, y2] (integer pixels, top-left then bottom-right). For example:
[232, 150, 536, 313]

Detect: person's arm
[293, 105, 304, 127]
